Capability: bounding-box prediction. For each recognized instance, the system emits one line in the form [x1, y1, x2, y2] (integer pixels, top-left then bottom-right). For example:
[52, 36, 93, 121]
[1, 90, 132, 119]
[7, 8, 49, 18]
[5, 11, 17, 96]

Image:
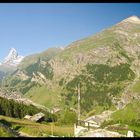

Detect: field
[25, 85, 61, 108]
[101, 100, 140, 137]
[0, 115, 74, 137]
[0, 126, 14, 137]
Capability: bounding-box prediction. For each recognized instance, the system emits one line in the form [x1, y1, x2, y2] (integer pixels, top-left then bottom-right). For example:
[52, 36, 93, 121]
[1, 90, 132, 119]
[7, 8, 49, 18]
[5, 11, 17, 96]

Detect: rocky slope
[2, 16, 140, 115]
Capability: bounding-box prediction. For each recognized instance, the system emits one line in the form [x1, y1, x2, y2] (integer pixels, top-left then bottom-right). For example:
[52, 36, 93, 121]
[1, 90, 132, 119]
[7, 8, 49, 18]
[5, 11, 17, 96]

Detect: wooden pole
[88, 122, 90, 130]
[51, 109, 54, 136]
[77, 83, 80, 121]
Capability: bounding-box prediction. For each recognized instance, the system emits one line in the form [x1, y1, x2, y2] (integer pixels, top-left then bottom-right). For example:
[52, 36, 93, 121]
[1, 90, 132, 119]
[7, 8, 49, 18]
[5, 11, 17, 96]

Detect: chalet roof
[85, 116, 101, 124]
[24, 115, 32, 120]
[51, 107, 61, 114]
[92, 116, 101, 123]
[30, 112, 45, 122]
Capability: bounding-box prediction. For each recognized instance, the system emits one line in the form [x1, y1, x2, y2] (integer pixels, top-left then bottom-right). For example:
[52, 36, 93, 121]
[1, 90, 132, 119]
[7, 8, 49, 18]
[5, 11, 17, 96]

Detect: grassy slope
[0, 115, 74, 137]
[56, 30, 117, 60]
[131, 78, 140, 94]
[25, 85, 61, 108]
[100, 100, 140, 136]
[0, 126, 14, 137]
[111, 100, 140, 121]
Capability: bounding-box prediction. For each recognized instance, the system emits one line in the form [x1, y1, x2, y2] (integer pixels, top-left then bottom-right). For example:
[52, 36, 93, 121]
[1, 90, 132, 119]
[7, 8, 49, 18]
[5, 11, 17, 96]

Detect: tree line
[0, 96, 50, 120]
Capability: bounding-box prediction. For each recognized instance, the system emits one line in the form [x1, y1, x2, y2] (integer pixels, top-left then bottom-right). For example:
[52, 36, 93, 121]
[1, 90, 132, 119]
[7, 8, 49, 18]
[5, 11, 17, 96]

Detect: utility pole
[51, 109, 54, 136]
[77, 83, 80, 121]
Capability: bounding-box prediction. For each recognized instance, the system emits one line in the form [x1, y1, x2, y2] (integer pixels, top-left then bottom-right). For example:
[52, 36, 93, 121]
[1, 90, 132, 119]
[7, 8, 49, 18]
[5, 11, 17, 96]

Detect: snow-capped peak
[4, 48, 18, 63]
[3, 48, 24, 66]
[60, 47, 65, 50]
[121, 15, 140, 24]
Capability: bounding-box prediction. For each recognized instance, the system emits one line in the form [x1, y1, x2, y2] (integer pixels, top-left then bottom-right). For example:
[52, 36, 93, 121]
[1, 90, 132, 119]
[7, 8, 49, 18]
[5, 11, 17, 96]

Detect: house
[51, 107, 61, 114]
[24, 112, 45, 122]
[24, 115, 32, 120]
[30, 112, 45, 122]
[84, 116, 101, 126]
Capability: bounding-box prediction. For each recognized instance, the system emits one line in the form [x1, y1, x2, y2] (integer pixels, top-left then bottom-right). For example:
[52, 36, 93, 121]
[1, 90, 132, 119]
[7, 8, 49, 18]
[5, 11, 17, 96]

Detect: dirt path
[80, 129, 125, 137]
[18, 131, 37, 137]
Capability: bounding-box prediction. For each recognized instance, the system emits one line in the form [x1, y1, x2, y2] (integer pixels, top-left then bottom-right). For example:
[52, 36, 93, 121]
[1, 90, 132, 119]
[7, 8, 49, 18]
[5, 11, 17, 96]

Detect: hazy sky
[0, 3, 140, 61]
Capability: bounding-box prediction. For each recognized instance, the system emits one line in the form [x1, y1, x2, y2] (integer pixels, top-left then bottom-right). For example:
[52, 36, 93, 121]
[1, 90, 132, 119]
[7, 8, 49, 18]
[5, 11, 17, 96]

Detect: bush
[0, 119, 12, 127]
[58, 109, 77, 125]
[101, 119, 116, 128]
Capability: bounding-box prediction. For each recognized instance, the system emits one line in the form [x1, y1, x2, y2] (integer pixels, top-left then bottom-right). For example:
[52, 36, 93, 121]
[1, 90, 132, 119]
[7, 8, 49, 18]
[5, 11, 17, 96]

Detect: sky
[0, 3, 140, 61]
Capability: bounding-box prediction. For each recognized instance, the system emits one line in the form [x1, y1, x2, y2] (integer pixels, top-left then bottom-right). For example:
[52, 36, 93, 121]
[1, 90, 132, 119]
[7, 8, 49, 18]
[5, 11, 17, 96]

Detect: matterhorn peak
[10, 47, 17, 51]
[60, 47, 65, 50]
[3, 48, 24, 66]
[122, 15, 140, 24]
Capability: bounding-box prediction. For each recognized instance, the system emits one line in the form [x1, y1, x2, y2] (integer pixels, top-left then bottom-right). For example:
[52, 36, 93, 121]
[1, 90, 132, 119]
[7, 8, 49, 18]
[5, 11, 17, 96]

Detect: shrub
[58, 109, 77, 124]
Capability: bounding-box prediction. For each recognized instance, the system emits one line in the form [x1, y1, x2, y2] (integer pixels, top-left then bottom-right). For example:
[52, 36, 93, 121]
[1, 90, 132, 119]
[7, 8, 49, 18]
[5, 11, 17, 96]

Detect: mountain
[3, 48, 24, 66]
[0, 48, 24, 80]
[2, 16, 140, 116]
